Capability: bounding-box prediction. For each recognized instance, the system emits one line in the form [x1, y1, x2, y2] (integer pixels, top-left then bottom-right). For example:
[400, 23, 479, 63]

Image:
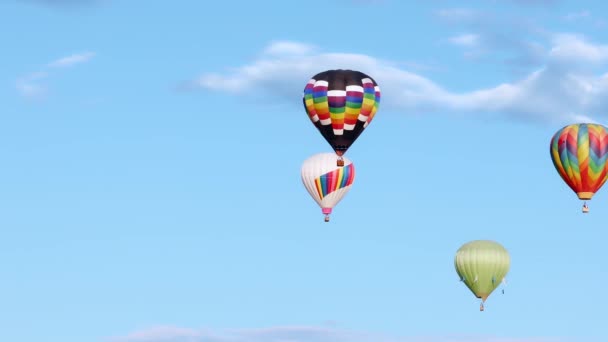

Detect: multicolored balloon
[302, 69, 381, 166]
[454, 240, 510, 311]
[550, 123, 608, 213]
[301, 153, 355, 222]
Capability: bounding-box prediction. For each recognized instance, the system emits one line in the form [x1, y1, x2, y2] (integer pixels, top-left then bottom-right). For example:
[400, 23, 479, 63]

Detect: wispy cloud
[262, 41, 316, 56]
[435, 7, 548, 67]
[15, 72, 49, 100]
[185, 36, 608, 124]
[108, 325, 582, 342]
[15, 51, 95, 100]
[48, 52, 96, 68]
[549, 34, 608, 63]
[448, 34, 480, 47]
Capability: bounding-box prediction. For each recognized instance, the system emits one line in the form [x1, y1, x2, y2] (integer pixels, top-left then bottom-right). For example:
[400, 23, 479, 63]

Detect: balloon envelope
[550, 123, 608, 200]
[301, 153, 355, 221]
[302, 69, 381, 156]
[454, 240, 510, 302]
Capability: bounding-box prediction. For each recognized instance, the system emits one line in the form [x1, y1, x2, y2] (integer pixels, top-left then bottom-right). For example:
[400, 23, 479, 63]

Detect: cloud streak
[186, 36, 608, 124]
[108, 325, 581, 342]
[434, 7, 550, 67]
[16, 52, 95, 100]
[48, 52, 96, 68]
[15, 72, 49, 100]
[448, 34, 480, 47]
[549, 34, 608, 63]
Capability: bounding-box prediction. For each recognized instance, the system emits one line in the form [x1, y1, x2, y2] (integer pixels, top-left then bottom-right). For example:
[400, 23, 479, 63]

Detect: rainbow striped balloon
[315, 163, 355, 199]
[550, 123, 608, 200]
[302, 69, 381, 155]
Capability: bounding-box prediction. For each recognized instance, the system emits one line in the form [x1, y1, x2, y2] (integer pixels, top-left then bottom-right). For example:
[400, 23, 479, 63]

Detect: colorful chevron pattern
[314, 163, 355, 200]
[550, 123, 608, 199]
[302, 76, 381, 135]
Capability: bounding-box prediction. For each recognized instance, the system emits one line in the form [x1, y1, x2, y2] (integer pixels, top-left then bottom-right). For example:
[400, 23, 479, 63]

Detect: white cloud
[549, 34, 608, 63]
[48, 51, 96, 68]
[108, 325, 581, 342]
[187, 38, 608, 124]
[16, 52, 95, 100]
[262, 41, 316, 56]
[448, 34, 479, 47]
[436, 6, 607, 68]
[435, 7, 549, 68]
[15, 71, 49, 100]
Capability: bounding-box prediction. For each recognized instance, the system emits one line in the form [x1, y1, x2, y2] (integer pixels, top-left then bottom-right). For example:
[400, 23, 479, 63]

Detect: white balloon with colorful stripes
[301, 153, 355, 222]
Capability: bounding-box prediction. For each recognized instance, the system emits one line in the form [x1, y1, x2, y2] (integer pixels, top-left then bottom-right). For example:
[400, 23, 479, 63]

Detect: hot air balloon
[550, 123, 608, 213]
[301, 153, 355, 222]
[454, 240, 510, 312]
[302, 69, 381, 167]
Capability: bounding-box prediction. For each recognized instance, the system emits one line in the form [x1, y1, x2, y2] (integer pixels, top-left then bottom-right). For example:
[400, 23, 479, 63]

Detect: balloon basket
[322, 208, 332, 222]
[337, 159, 344, 167]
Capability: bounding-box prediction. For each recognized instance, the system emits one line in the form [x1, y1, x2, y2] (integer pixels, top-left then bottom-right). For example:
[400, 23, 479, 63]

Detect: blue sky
[2, 0, 608, 341]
